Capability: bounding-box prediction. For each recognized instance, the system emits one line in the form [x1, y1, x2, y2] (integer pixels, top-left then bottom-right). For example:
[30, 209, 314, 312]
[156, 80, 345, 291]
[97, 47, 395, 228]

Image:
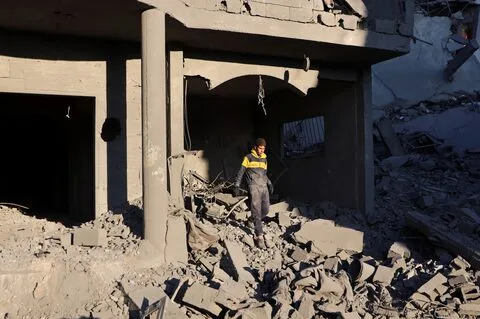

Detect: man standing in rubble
[233, 138, 273, 249]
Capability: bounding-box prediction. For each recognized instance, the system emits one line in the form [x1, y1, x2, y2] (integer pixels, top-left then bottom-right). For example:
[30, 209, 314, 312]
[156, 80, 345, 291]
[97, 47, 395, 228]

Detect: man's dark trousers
[250, 184, 269, 236]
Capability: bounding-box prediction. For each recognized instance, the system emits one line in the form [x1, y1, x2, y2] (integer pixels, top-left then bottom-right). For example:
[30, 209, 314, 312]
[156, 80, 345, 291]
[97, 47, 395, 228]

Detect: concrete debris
[267, 201, 290, 218]
[72, 228, 107, 247]
[6, 96, 480, 318]
[224, 240, 256, 284]
[294, 219, 363, 253]
[181, 282, 222, 316]
[165, 215, 188, 264]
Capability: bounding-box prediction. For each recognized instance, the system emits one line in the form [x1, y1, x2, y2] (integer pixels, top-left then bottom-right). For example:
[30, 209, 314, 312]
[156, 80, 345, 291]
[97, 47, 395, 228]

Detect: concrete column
[142, 9, 168, 254]
[168, 48, 185, 206]
[169, 48, 184, 156]
[360, 67, 374, 216]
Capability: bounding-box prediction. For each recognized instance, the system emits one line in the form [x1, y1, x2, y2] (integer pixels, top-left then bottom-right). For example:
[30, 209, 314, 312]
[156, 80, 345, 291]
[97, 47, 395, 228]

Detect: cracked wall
[372, 13, 480, 120]
[180, 0, 412, 34]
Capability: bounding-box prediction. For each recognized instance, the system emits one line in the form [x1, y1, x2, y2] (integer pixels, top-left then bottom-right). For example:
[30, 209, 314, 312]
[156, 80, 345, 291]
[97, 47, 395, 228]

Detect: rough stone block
[290, 247, 310, 262]
[226, 0, 243, 13]
[458, 303, 480, 316]
[324, 257, 340, 272]
[417, 273, 448, 296]
[276, 212, 291, 227]
[127, 286, 166, 311]
[61, 233, 72, 247]
[338, 14, 358, 30]
[313, 0, 324, 10]
[343, 0, 367, 17]
[448, 274, 468, 287]
[294, 220, 363, 253]
[268, 201, 290, 217]
[0, 59, 9, 78]
[165, 216, 188, 264]
[220, 278, 249, 300]
[289, 7, 314, 22]
[310, 240, 337, 256]
[416, 196, 434, 209]
[297, 294, 315, 318]
[461, 284, 480, 301]
[451, 256, 471, 270]
[247, 0, 266, 16]
[265, 3, 290, 20]
[182, 282, 222, 316]
[204, 0, 224, 10]
[374, 19, 397, 34]
[72, 228, 107, 247]
[388, 242, 411, 259]
[318, 11, 337, 26]
[340, 312, 361, 319]
[224, 240, 256, 284]
[373, 265, 394, 285]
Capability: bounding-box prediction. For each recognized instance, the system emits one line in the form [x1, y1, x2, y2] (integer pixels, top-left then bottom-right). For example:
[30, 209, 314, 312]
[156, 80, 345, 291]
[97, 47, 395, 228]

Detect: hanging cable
[184, 77, 192, 151]
[258, 75, 267, 116]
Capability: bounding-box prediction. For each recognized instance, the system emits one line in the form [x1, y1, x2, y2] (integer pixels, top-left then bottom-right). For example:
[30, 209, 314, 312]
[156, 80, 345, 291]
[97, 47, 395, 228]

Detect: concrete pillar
[168, 48, 185, 205]
[142, 8, 168, 254]
[359, 67, 374, 216]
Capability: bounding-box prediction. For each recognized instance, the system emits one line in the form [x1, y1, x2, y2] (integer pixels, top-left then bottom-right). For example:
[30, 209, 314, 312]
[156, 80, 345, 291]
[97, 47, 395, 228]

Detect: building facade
[0, 0, 413, 254]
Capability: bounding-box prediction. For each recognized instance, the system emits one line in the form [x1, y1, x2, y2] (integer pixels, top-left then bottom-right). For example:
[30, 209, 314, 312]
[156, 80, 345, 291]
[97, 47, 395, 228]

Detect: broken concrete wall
[0, 33, 142, 216]
[263, 79, 366, 211]
[185, 95, 257, 181]
[372, 13, 480, 120]
[179, 0, 410, 34]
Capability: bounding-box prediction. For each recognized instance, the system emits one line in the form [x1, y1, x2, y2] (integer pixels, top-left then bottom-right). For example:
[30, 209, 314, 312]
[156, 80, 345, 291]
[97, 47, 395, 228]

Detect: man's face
[255, 145, 266, 156]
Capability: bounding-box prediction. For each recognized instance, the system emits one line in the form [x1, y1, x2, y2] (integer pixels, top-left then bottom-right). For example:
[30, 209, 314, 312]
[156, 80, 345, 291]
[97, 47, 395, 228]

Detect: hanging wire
[184, 77, 192, 151]
[258, 75, 267, 116]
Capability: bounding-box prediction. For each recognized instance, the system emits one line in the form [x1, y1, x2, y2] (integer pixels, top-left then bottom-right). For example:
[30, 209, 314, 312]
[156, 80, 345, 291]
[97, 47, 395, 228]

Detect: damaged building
[0, 0, 414, 253]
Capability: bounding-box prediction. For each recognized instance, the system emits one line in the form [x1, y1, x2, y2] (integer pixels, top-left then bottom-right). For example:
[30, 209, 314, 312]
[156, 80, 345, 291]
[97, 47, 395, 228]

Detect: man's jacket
[235, 149, 272, 188]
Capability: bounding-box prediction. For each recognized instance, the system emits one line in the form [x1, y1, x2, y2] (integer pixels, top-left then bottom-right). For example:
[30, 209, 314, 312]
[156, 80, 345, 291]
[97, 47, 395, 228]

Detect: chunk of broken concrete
[224, 240, 256, 284]
[297, 294, 315, 319]
[181, 282, 222, 316]
[387, 242, 411, 259]
[290, 247, 310, 262]
[381, 155, 409, 170]
[415, 196, 434, 209]
[415, 273, 448, 299]
[294, 219, 363, 253]
[458, 303, 480, 316]
[372, 265, 394, 285]
[165, 216, 188, 265]
[309, 240, 337, 257]
[125, 286, 166, 312]
[276, 211, 291, 227]
[268, 201, 290, 217]
[324, 257, 341, 273]
[73, 228, 107, 247]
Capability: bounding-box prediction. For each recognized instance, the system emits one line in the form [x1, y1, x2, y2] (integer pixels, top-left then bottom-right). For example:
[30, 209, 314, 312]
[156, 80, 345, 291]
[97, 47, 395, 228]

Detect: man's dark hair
[256, 138, 267, 147]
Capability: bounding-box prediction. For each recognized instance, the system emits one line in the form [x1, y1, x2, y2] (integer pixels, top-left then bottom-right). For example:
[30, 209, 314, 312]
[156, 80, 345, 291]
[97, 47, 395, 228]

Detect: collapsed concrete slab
[406, 211, 480, 269]
[165, 215, 188, 264]
[294, 219, 363, 253]
[224, 240, 256, 284]
[182, 282, 222, 316]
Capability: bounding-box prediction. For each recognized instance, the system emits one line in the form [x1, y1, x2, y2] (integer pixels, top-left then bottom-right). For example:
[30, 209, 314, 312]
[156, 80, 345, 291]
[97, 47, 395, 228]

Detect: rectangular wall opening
[0, 93, 95, 225]
[281, 116, 325, 159]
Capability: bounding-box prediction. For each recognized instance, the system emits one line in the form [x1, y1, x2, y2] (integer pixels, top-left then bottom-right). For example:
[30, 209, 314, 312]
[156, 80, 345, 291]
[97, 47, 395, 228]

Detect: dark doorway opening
[0, 93, 95, 225]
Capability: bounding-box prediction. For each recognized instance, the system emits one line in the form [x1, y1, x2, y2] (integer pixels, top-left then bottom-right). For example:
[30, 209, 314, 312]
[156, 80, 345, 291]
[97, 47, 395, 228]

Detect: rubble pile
[3, 96, 480, 318]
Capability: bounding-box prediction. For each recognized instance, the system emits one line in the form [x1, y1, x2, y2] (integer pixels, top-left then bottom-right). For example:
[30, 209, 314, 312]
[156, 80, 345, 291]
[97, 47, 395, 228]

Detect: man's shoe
[255, 236, 266, 249]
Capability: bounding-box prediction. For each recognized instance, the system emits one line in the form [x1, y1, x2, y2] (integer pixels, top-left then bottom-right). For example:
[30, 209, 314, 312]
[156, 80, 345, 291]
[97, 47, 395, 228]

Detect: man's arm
[234, 156, 249, 187]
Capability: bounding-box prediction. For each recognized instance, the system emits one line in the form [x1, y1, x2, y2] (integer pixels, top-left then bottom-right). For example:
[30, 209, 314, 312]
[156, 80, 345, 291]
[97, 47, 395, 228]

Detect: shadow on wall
[0, 31, 141, 212]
